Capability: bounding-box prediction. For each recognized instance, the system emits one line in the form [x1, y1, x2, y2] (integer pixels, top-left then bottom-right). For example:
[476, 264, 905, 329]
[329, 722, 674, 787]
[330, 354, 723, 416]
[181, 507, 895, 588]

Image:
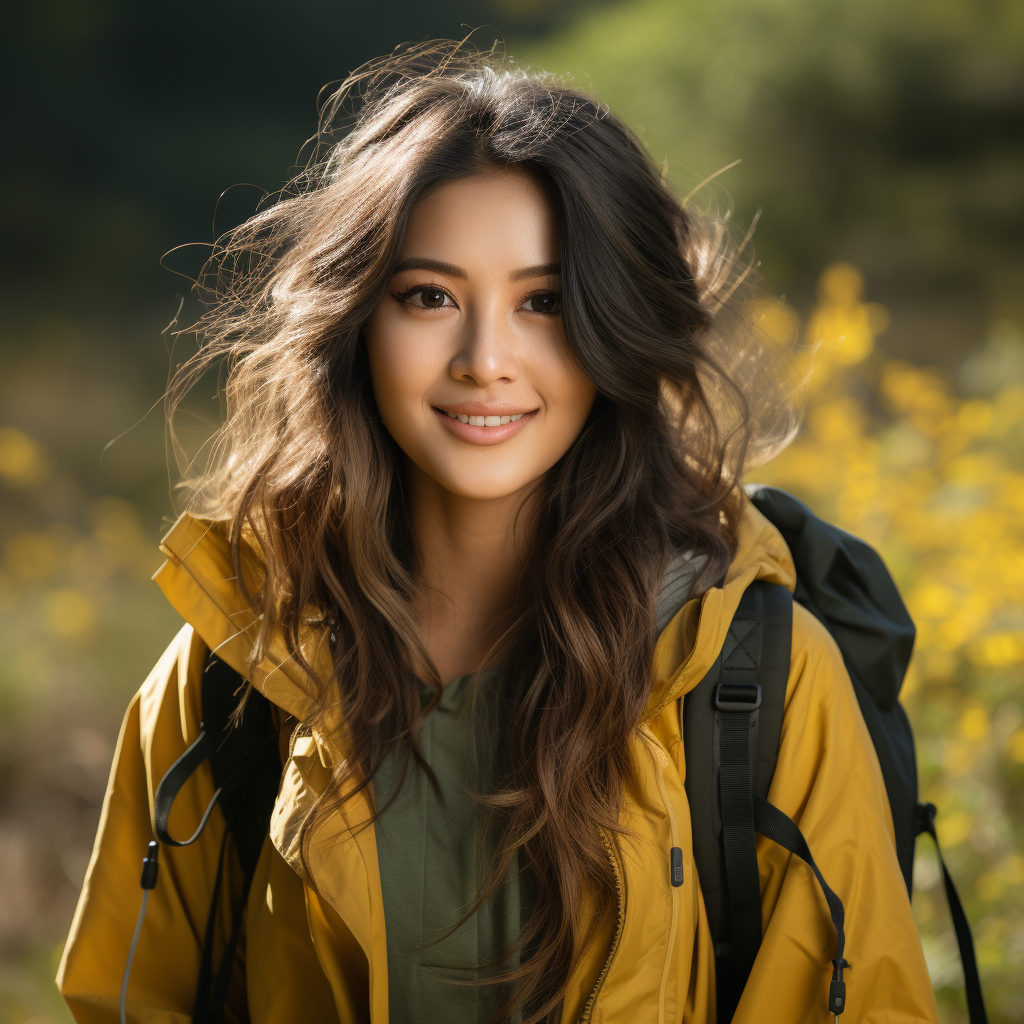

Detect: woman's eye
[401, 286, 454, 309]
[523, 292, 561, 315]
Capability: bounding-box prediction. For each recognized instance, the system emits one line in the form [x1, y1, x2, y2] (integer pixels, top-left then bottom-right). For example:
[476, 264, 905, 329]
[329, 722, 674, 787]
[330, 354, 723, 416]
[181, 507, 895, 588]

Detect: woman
[58, 41, 937, 1024]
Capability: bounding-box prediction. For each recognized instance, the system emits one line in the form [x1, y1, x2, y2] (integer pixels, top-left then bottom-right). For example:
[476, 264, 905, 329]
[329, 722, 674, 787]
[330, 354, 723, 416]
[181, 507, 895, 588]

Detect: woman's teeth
[442, 410, 525, 426]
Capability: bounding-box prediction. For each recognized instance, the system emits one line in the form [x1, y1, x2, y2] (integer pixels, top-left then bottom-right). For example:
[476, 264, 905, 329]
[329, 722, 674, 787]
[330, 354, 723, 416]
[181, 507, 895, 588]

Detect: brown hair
[166, 38, 794, 1023]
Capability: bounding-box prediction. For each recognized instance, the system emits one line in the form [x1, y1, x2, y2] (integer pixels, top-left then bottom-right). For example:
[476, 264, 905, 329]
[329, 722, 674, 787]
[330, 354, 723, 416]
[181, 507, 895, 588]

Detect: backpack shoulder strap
[683, 579, 792, 1023]
[154, 651, 281, 860]
[916, 804, 989, 1024]
[153, 650, 282, 1024]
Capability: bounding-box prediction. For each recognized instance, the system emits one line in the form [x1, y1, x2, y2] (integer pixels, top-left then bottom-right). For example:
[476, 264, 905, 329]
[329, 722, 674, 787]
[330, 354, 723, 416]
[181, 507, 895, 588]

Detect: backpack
[683, 484, 986, 1023]
[141, 485, 985, 1024]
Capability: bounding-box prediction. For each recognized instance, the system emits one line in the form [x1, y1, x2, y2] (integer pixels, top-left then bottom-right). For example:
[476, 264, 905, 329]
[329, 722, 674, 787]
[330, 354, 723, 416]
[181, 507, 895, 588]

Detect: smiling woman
[366, 169, 595, 500]
[57, 38, 939, 1024]
[365, 170, 598, 682]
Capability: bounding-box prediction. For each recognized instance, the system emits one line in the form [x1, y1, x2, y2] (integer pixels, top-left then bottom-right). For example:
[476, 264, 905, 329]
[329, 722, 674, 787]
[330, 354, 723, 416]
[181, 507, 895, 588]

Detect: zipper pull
[140, 840, 159, 889]
[830, 957, 849, 1020]
[670, 846, 684, 887]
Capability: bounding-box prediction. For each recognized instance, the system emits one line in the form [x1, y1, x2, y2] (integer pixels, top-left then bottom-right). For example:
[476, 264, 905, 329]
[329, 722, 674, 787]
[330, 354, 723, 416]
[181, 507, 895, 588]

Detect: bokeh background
[1, 0, 1021, 1020]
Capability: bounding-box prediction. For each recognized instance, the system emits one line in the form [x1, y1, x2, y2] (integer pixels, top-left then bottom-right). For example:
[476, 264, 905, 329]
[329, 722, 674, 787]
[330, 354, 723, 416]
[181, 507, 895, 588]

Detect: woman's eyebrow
[393, 257, 466, 278]
[391, 257, 561, 281]
[509, 262, 561, 282]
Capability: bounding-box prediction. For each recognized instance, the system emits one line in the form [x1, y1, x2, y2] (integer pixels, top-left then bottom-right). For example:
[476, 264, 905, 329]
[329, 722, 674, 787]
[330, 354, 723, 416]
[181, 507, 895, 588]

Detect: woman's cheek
[534, 349, 597, 450]
[367, 320, 433, 430]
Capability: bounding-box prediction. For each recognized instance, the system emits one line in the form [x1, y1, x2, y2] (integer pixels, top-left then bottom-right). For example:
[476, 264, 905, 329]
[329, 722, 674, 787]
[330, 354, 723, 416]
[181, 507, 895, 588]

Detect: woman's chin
[416, 461, 547, 504]
[441, 477, 539, 503]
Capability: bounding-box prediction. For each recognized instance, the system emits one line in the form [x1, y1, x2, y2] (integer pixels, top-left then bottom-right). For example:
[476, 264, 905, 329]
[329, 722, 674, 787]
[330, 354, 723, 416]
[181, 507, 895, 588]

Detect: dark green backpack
[683, 485, 986, 1023]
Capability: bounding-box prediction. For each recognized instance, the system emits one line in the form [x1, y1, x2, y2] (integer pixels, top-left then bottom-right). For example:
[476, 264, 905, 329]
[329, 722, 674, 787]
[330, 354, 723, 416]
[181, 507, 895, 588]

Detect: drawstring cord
[120, 841, 159, 1024]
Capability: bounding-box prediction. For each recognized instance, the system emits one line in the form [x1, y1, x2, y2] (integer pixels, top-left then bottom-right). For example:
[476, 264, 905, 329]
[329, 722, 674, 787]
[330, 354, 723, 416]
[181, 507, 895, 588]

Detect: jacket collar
[153, 515, 328, 721]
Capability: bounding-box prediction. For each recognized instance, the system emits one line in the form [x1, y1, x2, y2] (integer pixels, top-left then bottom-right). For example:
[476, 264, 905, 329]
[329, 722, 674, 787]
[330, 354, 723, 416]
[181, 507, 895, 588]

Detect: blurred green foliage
[521, 0, 1023, 364]
[1, 0, 1021, 1020]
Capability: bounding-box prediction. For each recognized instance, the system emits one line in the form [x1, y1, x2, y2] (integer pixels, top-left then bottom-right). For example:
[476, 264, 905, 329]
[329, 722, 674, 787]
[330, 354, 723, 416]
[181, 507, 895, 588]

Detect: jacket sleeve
[733, 603, 938, 1024]
[56, 622, 356, 1024]
[56, 624, 249, 1023]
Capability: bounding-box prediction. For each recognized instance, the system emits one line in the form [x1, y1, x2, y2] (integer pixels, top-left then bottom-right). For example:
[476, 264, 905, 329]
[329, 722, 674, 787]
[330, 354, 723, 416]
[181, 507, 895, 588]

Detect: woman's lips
[432, 406, 538, 445]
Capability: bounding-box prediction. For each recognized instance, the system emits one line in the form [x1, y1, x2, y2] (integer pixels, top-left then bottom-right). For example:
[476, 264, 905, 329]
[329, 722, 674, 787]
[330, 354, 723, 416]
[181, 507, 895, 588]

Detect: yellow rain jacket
[58, 494, 939, 1023]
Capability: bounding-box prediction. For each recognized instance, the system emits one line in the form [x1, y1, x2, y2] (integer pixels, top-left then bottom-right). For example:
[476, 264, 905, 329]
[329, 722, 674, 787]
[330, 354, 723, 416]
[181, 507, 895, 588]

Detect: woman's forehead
[397, 170, 561, 275]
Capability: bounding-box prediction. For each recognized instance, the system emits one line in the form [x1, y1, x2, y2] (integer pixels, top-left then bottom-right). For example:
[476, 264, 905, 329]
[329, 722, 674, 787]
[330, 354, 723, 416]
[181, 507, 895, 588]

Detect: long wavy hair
[166, 38, 795, 1023]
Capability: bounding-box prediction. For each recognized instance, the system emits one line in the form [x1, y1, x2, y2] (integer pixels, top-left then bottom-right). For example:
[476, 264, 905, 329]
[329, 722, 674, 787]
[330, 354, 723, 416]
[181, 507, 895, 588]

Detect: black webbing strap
[191, 828, 253, 1024]
[155, 736, 260, 1024]
[153, 735, 264, 1024]
[716, 679, 763, 1009]
[154, 730, 261, 850]
[148, 652, 282, 1024]
[154, 731, 220, 847]
[192, 829, 229, 1021]
[752, 794, 849, 1018]
[698, 581, 791, 1024]
[207, 870, 253, 1023]
[916, 802, 988, 1024]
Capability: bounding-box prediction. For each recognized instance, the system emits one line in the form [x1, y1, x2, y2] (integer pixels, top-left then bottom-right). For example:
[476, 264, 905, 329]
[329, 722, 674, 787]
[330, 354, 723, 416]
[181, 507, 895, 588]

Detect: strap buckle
[715, 682, 762, 711]
[915, 801, 938, 838]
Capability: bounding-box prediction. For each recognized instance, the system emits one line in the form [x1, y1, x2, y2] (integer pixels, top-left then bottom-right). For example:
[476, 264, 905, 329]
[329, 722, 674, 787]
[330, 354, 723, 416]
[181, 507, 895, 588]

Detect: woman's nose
[448, 303, 521, 387]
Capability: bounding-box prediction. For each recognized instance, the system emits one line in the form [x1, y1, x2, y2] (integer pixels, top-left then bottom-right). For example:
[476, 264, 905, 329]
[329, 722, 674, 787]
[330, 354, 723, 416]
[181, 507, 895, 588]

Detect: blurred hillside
[1, 0, 1022, 1021]
[520, 0, 1023, 365]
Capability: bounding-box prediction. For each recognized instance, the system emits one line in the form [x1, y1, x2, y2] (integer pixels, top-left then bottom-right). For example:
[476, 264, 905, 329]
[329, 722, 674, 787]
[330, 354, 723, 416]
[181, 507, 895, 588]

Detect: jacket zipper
[650, 739, 682, 1024]
[579, 829, 625, 1023]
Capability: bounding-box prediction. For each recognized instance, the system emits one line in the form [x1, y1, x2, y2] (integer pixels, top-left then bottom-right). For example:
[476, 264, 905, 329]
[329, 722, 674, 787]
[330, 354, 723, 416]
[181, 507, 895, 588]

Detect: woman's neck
[406, 461, 541, 683]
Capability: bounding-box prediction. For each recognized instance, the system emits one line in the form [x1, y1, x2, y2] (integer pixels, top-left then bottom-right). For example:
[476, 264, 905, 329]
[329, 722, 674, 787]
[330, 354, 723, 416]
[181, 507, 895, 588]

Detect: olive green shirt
[373, 667, 527, 1023]
[372, 549, 702, 1022]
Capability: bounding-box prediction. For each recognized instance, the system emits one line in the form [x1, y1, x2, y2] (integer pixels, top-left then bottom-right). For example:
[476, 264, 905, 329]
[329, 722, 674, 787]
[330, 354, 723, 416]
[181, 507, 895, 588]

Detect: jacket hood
[152, 490, 796, 732]
[153, 515, 330, 724]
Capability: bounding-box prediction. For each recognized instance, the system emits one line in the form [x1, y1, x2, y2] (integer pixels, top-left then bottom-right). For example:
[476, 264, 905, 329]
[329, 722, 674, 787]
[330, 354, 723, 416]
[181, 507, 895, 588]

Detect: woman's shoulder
[136, 623, 209, 750]
[785, 599, 857, 722]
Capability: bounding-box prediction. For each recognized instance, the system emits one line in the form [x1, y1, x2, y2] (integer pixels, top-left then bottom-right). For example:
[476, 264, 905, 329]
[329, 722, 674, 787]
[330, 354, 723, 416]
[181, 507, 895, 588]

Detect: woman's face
[364, 169, 597, 502]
